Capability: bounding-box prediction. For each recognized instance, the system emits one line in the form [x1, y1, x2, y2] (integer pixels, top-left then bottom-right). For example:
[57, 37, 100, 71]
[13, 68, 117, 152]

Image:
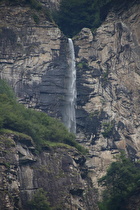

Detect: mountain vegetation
[0, 79, 87, 153]
[53, 0, 133, 37]
[98, 152, 140, 210]
[0, 0, 134, 37]
[27, 188, 52, 210]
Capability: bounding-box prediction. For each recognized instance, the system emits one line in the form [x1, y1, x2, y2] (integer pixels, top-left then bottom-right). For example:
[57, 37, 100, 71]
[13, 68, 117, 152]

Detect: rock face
[0, 132, 98, 210]
[40, 0, 61, 10]
[0, 2, 69, 121]
[0, 0, 140, 208]
[74, 0, 140, 183]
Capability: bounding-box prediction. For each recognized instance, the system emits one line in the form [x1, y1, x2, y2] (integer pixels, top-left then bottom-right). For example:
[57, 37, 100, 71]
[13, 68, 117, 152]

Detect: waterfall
[63, 38, 76, 133]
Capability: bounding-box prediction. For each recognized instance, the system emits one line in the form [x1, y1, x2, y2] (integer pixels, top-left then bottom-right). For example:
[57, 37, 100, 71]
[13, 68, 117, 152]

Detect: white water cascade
[63, 38, 77, 133]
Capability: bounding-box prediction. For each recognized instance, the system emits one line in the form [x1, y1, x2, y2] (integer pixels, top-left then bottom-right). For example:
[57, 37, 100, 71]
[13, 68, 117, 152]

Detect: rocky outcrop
[0, 131, 98, 210]
[74, 0, 140, 183]
[0, 2, 69, 120]
[40, 0, 61, 10]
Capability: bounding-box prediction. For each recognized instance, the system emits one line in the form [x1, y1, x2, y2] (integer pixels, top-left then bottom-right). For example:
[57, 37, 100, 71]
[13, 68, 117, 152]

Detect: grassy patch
[0, 128, 33, 140]
[0, 79, 86, 154]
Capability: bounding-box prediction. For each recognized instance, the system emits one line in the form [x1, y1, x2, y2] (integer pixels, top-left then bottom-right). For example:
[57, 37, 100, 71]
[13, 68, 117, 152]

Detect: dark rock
[69, 188, 84, 196]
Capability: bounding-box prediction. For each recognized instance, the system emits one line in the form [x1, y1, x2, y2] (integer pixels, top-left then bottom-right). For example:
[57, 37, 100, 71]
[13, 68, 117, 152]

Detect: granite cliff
[0, 0, 140, 209]
[0, 1, 68, 120]
[0, 131, 97, 209]
[74, 0, 140, 184]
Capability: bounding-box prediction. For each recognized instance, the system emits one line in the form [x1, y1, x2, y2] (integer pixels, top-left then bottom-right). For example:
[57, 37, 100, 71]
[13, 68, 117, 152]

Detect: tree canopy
[28, 188, 52, 210]
[53, 0, 113, 37]
[98, 152, 140, 210]
[53, 0, 134, 37]
[0, 0, 134, 36]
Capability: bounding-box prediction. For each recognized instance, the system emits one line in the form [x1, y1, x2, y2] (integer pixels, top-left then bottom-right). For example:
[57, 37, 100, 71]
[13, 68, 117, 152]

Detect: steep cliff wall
[74, 0, 140, 183]
[0, 131, 98, 209]
[0, 3, 98, 209]
[0, 2, 69, 120]
[0, 0, 140, 208]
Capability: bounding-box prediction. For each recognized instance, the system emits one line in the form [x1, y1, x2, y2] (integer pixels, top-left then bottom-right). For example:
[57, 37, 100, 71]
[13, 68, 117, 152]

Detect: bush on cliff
[53, 0, 113, 37]
[53, 0, 134, 37]
[28, 188, 52, 210]
[98, 152, 140, 210]
[0, 79, 86, 153]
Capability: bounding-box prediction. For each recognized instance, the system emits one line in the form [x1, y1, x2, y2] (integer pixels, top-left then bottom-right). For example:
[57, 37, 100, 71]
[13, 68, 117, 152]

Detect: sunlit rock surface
[74, 1, 140, 184]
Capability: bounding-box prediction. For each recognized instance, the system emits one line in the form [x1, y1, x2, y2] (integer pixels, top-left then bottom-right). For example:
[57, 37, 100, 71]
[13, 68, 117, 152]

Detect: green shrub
[32, 13, 40, 24]
[28, 0, 42, 10]
[0, 117, 3, 129]
[28, 188, 52, 210]
[0, 79, 86, 153]
[98, 152, 140, 210]
[53, 0, 133, 37]
[101, 121, 114, 138]
[0, 79, 15, 100]
[101, 68, 110, 87]
[77, 61, 90, 70]
[44, 8, 53, 22]
[53, 0, 113, 37]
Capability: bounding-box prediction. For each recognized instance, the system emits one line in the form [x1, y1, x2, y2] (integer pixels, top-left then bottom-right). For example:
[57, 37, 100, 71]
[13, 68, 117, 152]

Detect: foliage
[53, 0, 134, 37]
[0, 128, 33, 142]
[76, 60, 90, 70]
[0, 79, 15, 100]
[101, 68, 110, 87]
[44, 8, 53, 22]
[32, 13, 40, 24]
[98, 152, 140, 210]
[27, 0, 42, 10]
[0, 79, 86, 153]
[28, 188, 52, 210]
[53, 0, 113, 37]
[101, 121, 114, 138]
[0, 0, 134, 37]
